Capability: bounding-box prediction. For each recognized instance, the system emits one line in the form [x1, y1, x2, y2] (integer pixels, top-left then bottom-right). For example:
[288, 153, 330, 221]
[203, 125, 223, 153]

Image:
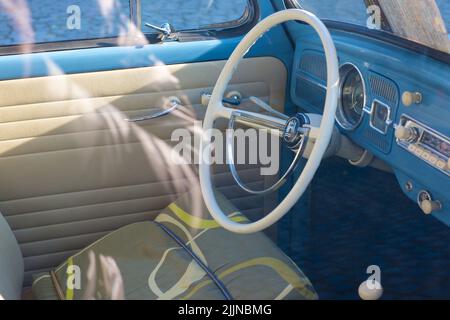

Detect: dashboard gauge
[336, 63, 366, 130]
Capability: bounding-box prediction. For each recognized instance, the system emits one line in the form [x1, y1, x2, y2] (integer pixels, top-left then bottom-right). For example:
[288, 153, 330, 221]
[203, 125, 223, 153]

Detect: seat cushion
[0, 212, 24, 300]
[32, 192, 317, 300]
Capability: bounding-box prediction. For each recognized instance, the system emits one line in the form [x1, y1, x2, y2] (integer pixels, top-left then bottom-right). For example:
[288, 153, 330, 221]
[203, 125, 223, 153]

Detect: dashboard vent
[299, 52, 327, 81]
[369, 73, 399, 105]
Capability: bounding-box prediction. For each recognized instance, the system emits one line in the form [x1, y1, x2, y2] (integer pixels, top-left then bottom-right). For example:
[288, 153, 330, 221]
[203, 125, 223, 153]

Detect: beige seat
[1, 192, 317, 300]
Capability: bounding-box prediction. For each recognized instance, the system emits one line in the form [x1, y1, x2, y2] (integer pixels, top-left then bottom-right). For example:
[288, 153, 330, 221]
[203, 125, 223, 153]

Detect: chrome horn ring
[226, 113, 311, 195]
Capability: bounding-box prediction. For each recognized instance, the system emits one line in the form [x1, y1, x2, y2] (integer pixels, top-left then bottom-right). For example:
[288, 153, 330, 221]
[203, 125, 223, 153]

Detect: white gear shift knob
[358, 280, 383, 300]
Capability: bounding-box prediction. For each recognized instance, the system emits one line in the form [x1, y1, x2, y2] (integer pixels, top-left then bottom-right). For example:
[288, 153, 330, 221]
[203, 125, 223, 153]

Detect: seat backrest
[0, 213, 24, 300]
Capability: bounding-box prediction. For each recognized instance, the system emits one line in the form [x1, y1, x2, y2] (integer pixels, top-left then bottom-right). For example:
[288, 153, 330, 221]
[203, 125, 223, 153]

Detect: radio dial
[396, 116, 450, 177]
[395, 125, 419, 142]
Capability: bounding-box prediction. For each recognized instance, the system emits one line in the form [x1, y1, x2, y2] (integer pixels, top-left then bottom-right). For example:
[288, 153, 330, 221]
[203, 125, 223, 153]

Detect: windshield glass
[295, 0, 450, 54]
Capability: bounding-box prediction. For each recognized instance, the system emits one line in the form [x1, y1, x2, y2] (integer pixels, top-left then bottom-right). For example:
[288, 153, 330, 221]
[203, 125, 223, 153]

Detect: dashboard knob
[395, 125, 418, 142]
[420, 199, 442, 215]
[402, 91, 422, 106]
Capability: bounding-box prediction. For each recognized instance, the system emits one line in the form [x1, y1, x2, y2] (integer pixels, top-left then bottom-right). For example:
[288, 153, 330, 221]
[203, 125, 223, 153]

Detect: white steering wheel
[199, 9, 339, 234]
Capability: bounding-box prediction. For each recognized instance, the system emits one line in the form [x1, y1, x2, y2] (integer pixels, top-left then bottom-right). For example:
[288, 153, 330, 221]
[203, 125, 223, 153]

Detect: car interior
[0, 0, 449, 300]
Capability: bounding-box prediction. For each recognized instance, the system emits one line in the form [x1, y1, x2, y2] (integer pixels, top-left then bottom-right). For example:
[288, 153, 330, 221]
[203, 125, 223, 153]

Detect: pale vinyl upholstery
[0, 212, 24, 300]
[0, 57, 287, 286]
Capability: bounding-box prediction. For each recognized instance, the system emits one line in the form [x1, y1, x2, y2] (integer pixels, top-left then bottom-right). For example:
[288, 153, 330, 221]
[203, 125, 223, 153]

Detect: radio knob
[395, 125, 418, 142]
[420, 199, 442, 215]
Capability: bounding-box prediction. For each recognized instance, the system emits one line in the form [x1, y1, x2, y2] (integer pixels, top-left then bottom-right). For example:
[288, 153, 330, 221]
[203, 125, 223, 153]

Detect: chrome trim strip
[124, 97, 181, 122]
[369, 99, 392, 135]
[226, 112, 305, 195]
[129, 0, 141, 30]
[335, 62, 367, 131]
[232, 110, 287, 134]
[396, 114, 450, 177]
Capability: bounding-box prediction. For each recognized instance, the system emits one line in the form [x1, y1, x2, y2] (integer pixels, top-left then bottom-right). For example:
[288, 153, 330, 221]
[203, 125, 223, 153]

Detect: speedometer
[336, 63, 366, 130]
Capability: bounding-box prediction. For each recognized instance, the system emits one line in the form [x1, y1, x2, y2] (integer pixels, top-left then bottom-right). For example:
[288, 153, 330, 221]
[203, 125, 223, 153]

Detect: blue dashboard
[288, 27, 450, 226]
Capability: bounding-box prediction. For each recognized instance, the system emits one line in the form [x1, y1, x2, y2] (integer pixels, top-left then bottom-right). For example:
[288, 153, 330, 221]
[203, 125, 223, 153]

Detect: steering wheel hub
[283, 113, 310, 149]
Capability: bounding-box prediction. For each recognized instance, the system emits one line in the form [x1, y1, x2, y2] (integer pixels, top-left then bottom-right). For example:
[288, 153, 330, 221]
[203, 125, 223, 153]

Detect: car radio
[395, 115, 450, 176]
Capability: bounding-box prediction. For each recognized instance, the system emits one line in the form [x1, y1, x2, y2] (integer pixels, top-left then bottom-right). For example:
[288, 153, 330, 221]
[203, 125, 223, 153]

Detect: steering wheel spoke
[230, 109, 288, 136]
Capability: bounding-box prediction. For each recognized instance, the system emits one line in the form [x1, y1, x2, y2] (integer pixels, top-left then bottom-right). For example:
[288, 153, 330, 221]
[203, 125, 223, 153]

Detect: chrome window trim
[129, 0, 142, 30]
[132, 0, 257, 36]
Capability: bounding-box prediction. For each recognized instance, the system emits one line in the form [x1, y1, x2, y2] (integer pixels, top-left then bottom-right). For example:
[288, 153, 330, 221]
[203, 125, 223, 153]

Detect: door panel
[0, 57, 287, 284]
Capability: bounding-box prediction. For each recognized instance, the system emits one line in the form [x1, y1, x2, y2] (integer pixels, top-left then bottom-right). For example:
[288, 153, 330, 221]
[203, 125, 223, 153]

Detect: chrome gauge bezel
[335, 63, 367, 131]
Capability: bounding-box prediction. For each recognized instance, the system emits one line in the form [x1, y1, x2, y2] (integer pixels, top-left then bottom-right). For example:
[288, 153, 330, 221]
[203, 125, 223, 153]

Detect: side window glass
[140, 0, 250, 33]
[0, 0, 255, 50]
[0, 0, 131, 46]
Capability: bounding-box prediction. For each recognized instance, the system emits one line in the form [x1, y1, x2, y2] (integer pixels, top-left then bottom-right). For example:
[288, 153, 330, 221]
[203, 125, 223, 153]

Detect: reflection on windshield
[436, 0, 450, 34]
[297, 0, 450, 54]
